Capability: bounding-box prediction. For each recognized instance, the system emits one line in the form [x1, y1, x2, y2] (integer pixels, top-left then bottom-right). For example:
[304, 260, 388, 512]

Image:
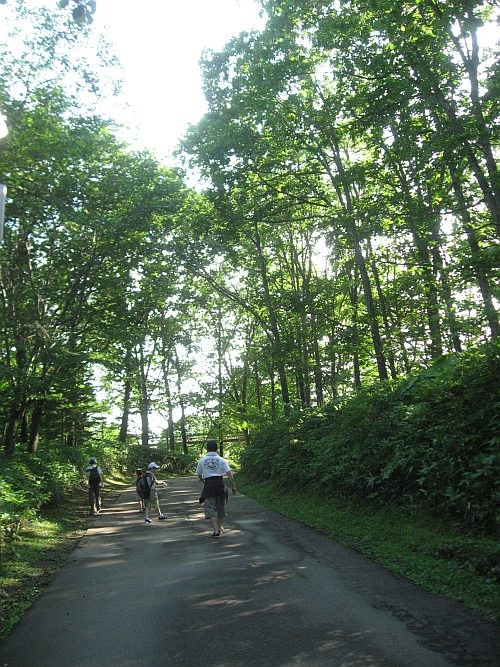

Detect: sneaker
[144, 518, 152, 523]
[158, 515, 166, 520]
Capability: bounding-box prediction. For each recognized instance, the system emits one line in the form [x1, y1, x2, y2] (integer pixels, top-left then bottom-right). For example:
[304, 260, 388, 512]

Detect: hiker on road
[86, 457, 103, 515]
[196, 440, 237, 537]
[141, 462, 167, 523]
[135, 468, 146, 512]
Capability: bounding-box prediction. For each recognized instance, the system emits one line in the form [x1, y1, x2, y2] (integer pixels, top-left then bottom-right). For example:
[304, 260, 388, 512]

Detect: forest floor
[0, 473, 498, 643]
[236, 474, 500, 622]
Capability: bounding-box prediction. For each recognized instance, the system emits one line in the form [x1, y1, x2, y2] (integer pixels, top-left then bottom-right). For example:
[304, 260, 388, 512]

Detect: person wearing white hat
[143, 462, 167, 523]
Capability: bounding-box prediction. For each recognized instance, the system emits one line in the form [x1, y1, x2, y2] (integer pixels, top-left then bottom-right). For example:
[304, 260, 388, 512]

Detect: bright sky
[93, 0, 266, 161]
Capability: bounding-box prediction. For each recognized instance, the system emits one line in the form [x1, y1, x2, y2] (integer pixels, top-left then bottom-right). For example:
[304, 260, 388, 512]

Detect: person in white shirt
[196, 440, 237, 537]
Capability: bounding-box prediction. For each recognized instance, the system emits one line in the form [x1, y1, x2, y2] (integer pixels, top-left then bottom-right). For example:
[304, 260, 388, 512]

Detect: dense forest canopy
[0, 0, 498, 462]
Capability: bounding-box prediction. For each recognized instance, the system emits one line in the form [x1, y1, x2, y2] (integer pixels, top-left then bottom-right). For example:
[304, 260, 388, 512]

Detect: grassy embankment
[237, 473, 500, 622]
[0, 473, 127, 641]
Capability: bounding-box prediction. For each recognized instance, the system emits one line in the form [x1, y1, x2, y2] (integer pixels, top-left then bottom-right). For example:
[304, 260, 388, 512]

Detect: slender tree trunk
[19, 408, 28, 447]
[216, 306, 224, 457]
[163, 365, 175, 451]
[447, 160, 499, 339]
[367, 240, 398, 379]
[174, 349, 188, 454]
[139, 381, 149, 449]
[118, 378, 131, 444]
[410, 62, 499, 236]
[312, 88, 388, 381]
[427, 9, 500, 236]
[392, 161, 444, 358]
[329, 331, 338, 397]
[119, 348, 133, 444]
[240, 359, 251, 446]
[411, 224, 443, 359]
[428, 215, 462, 353]
[393, 300, 411, 374]
[253, 218, 290, 411]
[309, 311, 324, 406]
[349, 281, 362, 389]
[3, 403, 19, 456]
[27, 400, 43, 453]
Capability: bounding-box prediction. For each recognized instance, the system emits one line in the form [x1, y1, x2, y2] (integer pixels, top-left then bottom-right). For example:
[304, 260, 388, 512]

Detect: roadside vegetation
[237, 342, 499, 621]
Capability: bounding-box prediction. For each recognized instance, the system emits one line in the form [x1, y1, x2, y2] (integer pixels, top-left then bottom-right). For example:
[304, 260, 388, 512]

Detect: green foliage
[241, 342, 500, 532]
[125, 446, 198, 476]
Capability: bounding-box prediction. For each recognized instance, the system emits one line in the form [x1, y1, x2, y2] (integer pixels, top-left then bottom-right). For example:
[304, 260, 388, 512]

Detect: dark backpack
[137, 472, 151, 499]
[88, 466, 101, 486]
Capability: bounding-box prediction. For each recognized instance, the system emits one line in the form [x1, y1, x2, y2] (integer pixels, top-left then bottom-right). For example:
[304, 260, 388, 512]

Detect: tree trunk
[309, 310, 324, 406]
[367, 240, 398, 379]
[27, 400, 43, 453]
[311, 85, 388, 381]
[118, 377, 132, 444]
[447, 160, 499, 339]
[139, 387, 149, 449]
[352, 239, 388, 380]
[174, 349, 188, 454]
[3, 404, 19, 456]
[349, 281, 362, 389]
[253, 218, 291, 411]
[410, 63, 499, 237]
[428, 215, 462, 353]
[162, 360, 175, 451]
[392, 160, 444, 358]
[254, 361, 263, 411]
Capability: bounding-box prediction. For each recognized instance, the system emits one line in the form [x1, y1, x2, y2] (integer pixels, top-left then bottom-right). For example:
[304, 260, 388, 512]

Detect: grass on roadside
[0, 497, 89, 641]
[237, 475, 500, 622]
[0, 478, 128, 642]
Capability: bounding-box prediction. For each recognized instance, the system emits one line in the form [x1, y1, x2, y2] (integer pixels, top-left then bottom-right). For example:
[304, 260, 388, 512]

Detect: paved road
[0, 477, 498, 667]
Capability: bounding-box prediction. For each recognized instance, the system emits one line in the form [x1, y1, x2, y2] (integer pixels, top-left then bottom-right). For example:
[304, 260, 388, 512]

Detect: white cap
[147, 462, 159, 469]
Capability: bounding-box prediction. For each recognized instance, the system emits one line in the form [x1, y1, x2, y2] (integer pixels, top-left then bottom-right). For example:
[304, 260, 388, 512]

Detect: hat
[147, 462, 159, 469]
[88, 457, 97, 464]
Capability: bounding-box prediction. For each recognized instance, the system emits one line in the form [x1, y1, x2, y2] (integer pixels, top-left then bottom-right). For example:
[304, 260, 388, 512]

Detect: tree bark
[27, 400, 43, 453]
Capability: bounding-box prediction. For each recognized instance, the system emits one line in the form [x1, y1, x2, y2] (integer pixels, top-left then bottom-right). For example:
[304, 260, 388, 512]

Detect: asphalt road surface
[0, 476, 498, 667]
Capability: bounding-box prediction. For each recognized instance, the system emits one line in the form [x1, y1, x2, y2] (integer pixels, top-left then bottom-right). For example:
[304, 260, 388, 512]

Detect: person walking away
[196, 440, 237, 537]
[135, 468, 146, 512]
[142, 463, 167, 523]
[86, 457, 103, 515]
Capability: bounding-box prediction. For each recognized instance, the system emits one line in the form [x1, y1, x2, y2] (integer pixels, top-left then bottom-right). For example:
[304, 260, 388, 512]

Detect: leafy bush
[0, 479, 36, 565]
[125, 446, 198, 476]
[242, 342, 499, 532]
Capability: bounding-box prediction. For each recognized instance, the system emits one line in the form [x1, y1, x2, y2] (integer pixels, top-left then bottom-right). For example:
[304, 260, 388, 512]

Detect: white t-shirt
[196, 452, 231, 478]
